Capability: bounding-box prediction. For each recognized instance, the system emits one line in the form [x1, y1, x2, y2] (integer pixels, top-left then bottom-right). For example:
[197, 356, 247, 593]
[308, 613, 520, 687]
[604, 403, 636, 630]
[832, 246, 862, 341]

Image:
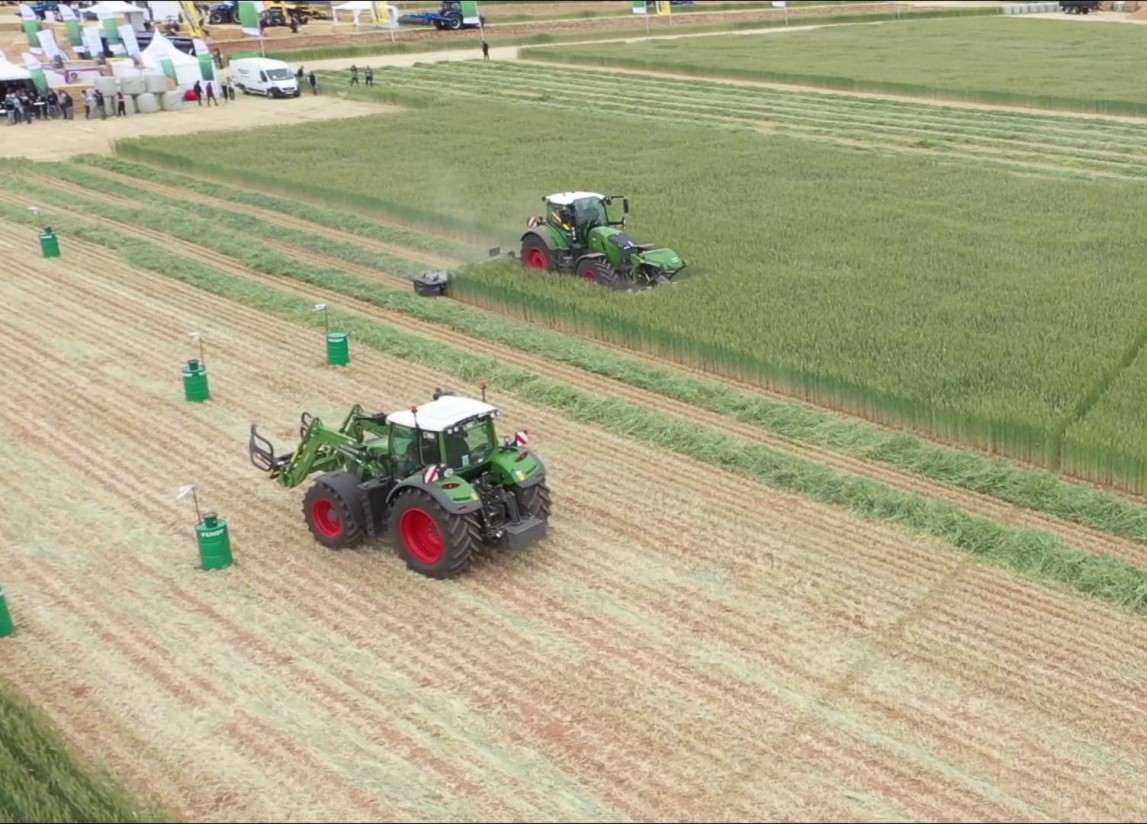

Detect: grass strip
[20, 162, 1147, 546]
[4, 199, 1147, 617]
[0, 682, 174, 823]
[74, 155, 483, 262]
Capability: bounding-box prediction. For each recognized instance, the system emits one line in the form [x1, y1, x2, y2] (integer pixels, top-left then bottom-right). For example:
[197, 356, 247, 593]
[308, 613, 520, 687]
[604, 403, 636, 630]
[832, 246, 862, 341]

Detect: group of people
[2, 88, 76, 125]
[186, 79, 235, 106]
[345, 65, 376, 87]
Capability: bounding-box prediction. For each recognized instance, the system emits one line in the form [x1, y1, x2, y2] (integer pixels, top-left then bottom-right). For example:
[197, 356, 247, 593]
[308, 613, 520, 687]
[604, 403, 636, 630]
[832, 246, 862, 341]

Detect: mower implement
[519, 192, 687, 290]
[248, 388, 550, 579]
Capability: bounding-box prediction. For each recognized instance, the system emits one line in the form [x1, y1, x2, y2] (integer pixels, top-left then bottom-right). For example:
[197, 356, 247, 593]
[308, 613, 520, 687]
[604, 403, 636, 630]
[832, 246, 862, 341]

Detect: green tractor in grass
[518, 192, 687, 290]
[248, 386, 550, 579]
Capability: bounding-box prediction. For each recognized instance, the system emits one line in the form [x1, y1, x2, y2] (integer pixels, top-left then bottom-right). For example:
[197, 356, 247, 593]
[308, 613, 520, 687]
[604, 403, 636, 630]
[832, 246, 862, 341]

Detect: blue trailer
[398, 1, 485, 30]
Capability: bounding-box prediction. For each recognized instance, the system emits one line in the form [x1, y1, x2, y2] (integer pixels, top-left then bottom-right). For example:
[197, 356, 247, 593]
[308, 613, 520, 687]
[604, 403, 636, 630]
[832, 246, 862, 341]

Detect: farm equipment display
[208, 1, 323, 25]
[398, 0, 485, 30]
[248, 388, 550, 579]
[518, 192, 687, 289]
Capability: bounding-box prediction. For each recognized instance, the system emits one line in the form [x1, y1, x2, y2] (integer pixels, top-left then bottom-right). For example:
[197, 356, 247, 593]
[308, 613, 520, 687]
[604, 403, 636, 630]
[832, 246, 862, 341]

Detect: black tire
[514, 480, 551, 521]
[388, 489, 480, 579]
[303, 472, 366, 549]
[521, 234, 554, 272]
[447, 13, 462, 29]
[209, 10, 225, 23]
[585, 258, 626, 289]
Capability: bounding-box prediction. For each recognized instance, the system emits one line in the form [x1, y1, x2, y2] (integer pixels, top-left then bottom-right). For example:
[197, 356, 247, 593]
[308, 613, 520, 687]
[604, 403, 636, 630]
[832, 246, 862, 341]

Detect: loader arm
[249, 412, 389, 489]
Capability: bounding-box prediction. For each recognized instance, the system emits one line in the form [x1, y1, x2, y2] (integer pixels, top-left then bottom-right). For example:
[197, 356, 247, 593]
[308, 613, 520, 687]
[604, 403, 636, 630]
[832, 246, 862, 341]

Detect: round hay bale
[144, 73, 169, 94]
[102, 96, 116, 118]
[120, 77, 146, 96]
[94, 76, 118, 96]
[160, 90, 184, 111]
[134, 92, 160, 114]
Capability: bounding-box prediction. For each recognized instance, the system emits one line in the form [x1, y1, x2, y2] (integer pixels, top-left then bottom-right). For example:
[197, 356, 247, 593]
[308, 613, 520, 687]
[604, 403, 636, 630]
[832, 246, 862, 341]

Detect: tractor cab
[542, 191, 627, 247]
[385, 393, 504, 476]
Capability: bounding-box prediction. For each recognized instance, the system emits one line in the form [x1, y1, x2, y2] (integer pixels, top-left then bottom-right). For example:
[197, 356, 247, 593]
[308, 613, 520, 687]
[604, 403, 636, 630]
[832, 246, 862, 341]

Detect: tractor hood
[640, 247, 687, 274]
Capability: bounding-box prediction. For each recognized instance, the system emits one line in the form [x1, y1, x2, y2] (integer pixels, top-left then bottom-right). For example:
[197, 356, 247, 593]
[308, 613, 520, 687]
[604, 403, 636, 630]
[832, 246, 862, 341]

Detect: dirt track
[4, 224, 1147, 821]
[12, 169, 1147, 572]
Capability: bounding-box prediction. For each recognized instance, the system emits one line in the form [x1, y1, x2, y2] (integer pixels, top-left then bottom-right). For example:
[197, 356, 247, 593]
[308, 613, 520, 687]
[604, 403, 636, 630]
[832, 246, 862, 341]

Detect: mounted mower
[248, 387, 550, 580]
[517, 192, 687, 290]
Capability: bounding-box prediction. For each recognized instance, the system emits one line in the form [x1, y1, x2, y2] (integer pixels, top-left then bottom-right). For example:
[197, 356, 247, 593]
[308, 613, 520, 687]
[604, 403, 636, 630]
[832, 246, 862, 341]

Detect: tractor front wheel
[514, 480, 551, 521]
[388, 489, 480, 579]
[521, 236, 553, 273]
[583, 259, 625, 289]
[303, 472, 366, 549]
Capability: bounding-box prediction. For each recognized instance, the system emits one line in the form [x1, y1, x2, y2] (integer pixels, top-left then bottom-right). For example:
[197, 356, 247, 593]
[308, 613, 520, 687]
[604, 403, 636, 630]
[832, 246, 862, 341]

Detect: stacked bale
[160, 90, 184, 111]
[134, 92, 161, 114]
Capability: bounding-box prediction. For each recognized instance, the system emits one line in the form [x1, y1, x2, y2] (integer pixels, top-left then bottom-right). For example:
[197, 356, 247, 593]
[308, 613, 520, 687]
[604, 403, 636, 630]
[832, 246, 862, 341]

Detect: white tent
[87, 1, 147, 15]
[333, 1, 398, 28]
[140, 32, 202, 88]
[0, 62, 33, 82]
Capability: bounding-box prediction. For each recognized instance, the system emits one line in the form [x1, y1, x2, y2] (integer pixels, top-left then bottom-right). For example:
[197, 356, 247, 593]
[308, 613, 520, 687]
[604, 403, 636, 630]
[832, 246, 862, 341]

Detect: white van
[230, 58, 300, 99]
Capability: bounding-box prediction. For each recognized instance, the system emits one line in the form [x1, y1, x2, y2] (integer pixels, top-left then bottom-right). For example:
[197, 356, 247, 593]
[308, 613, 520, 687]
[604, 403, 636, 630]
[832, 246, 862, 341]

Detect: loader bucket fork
[248, 424, 293, 477]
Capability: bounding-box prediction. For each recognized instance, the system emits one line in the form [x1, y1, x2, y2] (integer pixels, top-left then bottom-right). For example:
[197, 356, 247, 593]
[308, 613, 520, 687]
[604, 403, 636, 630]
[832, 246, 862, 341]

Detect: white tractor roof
[386, 395, 499, 432]
[544, 191, 607, 206]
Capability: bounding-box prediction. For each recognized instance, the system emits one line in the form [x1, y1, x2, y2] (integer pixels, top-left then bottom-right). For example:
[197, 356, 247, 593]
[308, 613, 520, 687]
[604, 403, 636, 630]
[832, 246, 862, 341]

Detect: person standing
[364, 67, 374, 87]
[349, 65, 358, 86]
[116, 89, 127, 117]
[193, 80, 203, 106]
[308, 71, 318, 95]
[481, 40, 489, 61]
[83, 87, 95, 120]
[205, 81, 218, 106]
[93, 88, 106, 119]
[60, 89, 74, 120]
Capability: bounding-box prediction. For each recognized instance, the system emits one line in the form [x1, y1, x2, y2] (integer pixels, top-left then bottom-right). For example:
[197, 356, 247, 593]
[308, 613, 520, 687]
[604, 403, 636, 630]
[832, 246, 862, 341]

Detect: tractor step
[493, 514, 547, 551]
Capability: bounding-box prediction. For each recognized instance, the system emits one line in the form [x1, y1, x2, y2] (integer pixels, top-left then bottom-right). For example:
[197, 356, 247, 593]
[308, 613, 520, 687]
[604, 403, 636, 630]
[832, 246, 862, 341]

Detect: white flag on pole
[314, 303, 327, 311]
[176, 484, 197, 500]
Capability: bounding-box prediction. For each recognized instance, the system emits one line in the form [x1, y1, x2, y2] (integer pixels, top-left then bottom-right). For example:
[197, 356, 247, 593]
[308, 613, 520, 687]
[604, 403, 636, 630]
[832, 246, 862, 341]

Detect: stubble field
[6, 225, 1147, 821]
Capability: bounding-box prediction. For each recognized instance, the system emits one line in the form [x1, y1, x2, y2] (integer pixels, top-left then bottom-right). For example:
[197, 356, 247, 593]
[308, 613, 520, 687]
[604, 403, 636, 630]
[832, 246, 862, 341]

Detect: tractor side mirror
[623, 198, 629, 214]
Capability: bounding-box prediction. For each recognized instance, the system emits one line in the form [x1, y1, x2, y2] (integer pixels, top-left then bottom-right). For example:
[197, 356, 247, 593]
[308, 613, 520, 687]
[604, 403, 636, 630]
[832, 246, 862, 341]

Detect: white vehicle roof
[386, 395, 499, 432]
[544, 191, 607, 206]
[231, 57, 291, 70]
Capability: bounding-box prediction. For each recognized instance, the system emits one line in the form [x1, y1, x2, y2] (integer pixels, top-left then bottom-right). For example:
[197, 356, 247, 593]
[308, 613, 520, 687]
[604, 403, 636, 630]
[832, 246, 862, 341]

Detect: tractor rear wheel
[514, 480, 551, 521]
[303, 472, 366, 549]
[388, 489, 480, 579]
[521, 235, 553, 273]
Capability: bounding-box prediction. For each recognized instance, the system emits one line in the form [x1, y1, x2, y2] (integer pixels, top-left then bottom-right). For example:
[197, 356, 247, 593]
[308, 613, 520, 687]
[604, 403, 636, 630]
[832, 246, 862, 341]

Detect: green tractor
[518, 191, 687, 289]
[248, 387, 551, 579]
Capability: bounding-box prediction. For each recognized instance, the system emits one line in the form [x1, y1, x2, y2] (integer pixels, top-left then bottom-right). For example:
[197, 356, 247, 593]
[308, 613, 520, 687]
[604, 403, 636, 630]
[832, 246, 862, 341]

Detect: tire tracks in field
[3, 180, 1145, 573]
[9, 250, 1147, 821]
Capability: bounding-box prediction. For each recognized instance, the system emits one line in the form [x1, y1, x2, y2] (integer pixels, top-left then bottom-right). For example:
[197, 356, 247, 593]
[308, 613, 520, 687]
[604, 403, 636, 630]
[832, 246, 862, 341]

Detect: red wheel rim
[581, 265, 596, 281]
[525, 247, 549, 270]
[400, 507, 445, 565]
[312, 498, 342, 537]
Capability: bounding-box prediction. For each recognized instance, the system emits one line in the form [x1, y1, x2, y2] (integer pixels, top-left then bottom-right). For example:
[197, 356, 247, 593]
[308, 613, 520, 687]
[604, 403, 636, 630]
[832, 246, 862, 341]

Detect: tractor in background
[249, 387, 550, 579]
[398, 0, 486, 30]
[518, 192, 687, 290]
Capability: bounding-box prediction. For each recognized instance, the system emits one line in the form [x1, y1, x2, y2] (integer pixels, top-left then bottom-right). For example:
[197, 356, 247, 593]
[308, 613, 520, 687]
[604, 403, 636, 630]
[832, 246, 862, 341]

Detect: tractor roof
[544, 191, 607, 206]
[386, 395, 499, 433]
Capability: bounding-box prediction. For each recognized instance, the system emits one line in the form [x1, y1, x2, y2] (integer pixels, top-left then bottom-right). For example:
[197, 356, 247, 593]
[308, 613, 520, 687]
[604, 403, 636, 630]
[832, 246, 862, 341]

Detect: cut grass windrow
[0, 682, 174, 823]
[12, 163, 1147, 549]
[4, 199, 1147, 618]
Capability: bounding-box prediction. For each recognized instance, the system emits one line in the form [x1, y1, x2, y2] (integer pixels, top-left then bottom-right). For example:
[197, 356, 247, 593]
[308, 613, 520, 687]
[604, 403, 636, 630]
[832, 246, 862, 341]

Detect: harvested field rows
[5, 235, 1147, 821]
[344, 61, 1147, 180]
[8, 174, 1147, 571]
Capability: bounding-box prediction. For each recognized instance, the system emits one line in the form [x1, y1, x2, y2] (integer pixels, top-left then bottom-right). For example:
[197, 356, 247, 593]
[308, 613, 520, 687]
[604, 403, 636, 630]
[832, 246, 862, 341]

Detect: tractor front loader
[518, 191, 687, 290]
[248, 388, 550, 579]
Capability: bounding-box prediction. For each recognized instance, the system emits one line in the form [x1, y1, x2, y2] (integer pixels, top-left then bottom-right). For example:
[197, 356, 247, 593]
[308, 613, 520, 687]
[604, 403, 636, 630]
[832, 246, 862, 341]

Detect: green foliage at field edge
[0, 682, 173, 823]
[2, 194, 1146, 618]
[43, 157, 1147, 542]
[525, 16, 1147, 115]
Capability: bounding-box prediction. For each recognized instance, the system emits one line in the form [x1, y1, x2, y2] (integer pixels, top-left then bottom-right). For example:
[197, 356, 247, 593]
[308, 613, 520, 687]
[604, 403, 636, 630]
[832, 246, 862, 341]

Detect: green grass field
[525, 16, 1147, 113]
[0, 683, 170, 822]
[115, 93, 1147, 483]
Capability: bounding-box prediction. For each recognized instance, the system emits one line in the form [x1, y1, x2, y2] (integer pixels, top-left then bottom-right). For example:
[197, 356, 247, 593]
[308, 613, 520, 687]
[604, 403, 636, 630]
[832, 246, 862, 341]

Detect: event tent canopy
[0, 62, 33, 81]
[140, 32, 202, 86]
[86, 1, 147, 15]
